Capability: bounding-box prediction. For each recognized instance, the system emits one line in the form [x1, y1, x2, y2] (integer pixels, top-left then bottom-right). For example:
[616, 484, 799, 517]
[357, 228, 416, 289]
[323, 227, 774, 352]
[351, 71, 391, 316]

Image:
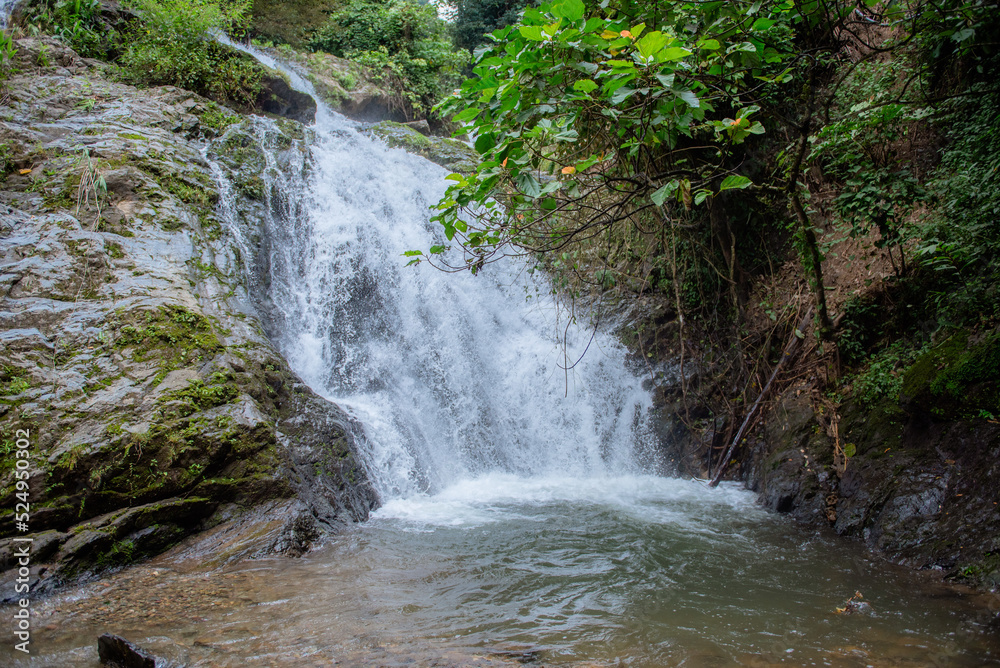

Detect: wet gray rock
[369, 121, 479, 174]
[0, 37, 376, 595]
[98, 633, 158, 668]
[256, 75, 317, 124]
[738, 380, 1000, 589]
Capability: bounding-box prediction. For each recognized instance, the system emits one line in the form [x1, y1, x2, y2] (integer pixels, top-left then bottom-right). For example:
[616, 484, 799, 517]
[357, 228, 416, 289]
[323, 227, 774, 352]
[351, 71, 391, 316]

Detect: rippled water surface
[6, 474, 998, 667]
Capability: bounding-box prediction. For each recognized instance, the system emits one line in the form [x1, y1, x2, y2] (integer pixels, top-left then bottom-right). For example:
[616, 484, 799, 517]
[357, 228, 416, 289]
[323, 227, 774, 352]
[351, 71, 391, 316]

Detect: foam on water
[373, 474, 761, 528]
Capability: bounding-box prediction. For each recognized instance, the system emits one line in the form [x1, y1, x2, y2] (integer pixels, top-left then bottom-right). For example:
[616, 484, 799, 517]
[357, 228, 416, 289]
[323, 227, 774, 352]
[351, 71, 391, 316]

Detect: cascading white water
[0, 0, 17, 29]
[219, 44, 668, 502]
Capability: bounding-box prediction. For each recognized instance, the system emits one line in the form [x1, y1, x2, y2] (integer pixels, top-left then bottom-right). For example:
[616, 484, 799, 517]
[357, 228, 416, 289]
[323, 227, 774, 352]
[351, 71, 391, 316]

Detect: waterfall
[218, 44, 669, 502]
[0, 0, 16, 29]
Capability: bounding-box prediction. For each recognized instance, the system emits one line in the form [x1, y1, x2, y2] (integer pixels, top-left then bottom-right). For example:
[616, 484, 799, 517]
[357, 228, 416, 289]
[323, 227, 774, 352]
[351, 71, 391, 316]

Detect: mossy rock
[369, 121, 479, 174]
[901, 330, 1000, 419]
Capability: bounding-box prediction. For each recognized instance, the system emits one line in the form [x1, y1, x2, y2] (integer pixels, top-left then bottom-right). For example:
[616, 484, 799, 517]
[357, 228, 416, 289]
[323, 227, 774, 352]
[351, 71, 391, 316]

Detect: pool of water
[6, 474, 999, 667]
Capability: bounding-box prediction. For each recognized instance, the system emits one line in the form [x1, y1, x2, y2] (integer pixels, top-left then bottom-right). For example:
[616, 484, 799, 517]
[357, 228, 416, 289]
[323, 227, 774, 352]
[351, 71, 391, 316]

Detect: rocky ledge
[0, 37, 377, 599]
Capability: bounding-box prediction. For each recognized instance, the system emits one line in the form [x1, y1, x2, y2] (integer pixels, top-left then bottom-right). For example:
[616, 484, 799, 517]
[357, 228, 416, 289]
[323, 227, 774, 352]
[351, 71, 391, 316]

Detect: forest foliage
[7, 0, 998, 416]
[416, 0, 999, 364]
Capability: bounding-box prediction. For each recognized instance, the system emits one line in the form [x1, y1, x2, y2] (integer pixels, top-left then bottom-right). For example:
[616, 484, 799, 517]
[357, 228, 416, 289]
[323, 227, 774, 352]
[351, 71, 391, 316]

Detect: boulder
[97, 633, 158, 668]
[255, 74, 317, 124]
[369, 121, 479, 174]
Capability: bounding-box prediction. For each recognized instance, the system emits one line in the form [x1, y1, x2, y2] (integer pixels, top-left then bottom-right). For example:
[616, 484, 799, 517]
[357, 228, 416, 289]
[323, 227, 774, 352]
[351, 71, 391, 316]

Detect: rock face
[369, 121, 479, 174]
[0, 37, 377, 598]
[739, 381, 1000, 588]
[264, 47, 410, 123]
[255, 75, 317, 124]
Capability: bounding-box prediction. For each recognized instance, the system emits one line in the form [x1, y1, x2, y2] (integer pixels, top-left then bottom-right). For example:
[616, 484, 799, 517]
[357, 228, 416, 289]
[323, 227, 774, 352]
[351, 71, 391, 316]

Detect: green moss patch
[901, 330, 1000, 419]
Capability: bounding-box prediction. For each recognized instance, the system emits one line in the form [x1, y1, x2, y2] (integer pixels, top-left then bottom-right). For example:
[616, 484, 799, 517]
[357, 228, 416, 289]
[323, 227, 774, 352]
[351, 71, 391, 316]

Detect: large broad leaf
[651, 180, 679, 206]
[452, 107, 482, 123]
[555, 0, 585, 23]
[515, 172, 542, 198]
[635, 31, 668, 59]
[475, 133, 496, 153]
[656, 47, 691, 62]
[720, 175, 753, 190]
[611, 87, 636, 105]
[519, 25, 546, 41]
[674, 88, 700, 108]
[573, 79, 599, 93]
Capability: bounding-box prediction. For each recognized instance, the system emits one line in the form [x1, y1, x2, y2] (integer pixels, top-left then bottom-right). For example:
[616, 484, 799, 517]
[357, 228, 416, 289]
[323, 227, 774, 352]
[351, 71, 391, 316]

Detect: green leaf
[573, 79, 599, 93]
[515, 172, 542, 198]
[674, 88, 700, 108]
[474, 133, 496, 153]
[451, 107, 482, 123]
[611, 87, 636, 105]
[751, 18, 776, 31]
[654, 72, 675, 87]
[843, 443, 857, 458]
[429, 245, 446, 254]
[635, 31, 668, 59]
[952, 27, 975, 43]
[403, 250, 423, 257]
[656, 47, 691, 62]
[698, 38, 721, 50]
[519, 25, 545, 41]
[694, 189, 712, 205]
[720, 175, 753, 190]
[556, 0, 585, 23]
[650, 180, 679, 206]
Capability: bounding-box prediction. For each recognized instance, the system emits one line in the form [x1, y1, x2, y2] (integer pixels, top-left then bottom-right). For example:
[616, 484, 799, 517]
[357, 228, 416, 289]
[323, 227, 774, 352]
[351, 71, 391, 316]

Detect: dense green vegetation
[450, 0, 532, 51]
[8, 0, 997, 444]
[409, 0, 999, 426]
[309, 0, 468, 118]
[13, 0, 266, 105]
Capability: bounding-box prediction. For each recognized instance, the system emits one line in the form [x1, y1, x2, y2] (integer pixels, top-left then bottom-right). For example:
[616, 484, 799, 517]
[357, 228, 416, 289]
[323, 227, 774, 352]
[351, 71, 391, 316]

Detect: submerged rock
[97, 633, 158, 668]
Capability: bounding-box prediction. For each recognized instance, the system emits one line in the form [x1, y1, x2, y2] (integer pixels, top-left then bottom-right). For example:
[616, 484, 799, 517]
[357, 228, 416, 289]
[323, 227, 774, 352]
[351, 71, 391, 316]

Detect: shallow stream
[7, 474, 1000, 666]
